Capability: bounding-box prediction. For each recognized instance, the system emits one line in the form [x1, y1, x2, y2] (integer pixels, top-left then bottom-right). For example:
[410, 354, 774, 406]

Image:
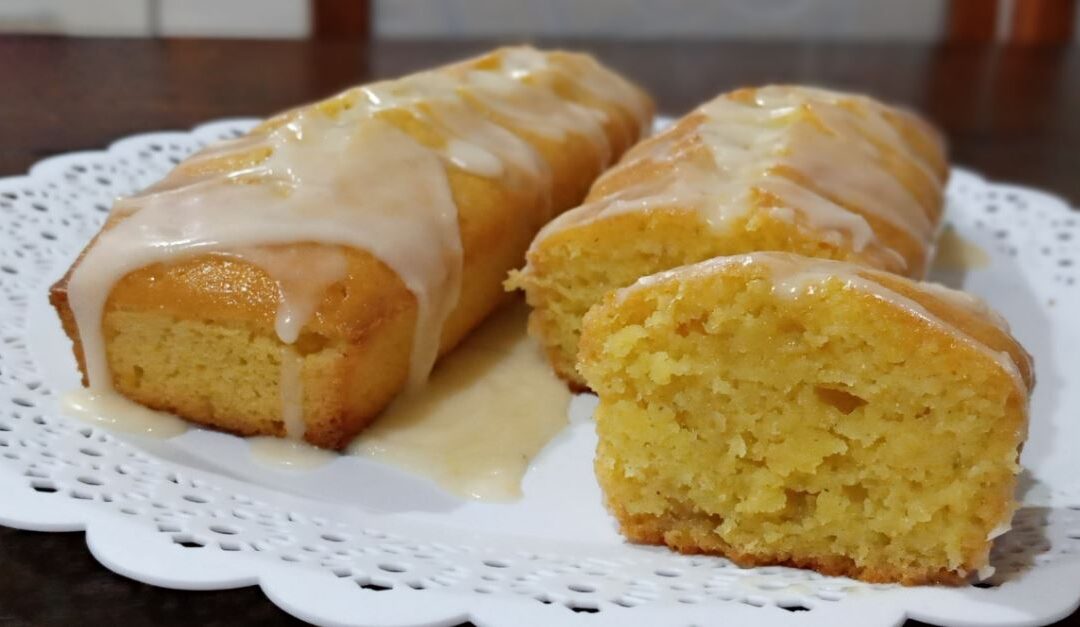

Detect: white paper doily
[1, 118, 1079, 627]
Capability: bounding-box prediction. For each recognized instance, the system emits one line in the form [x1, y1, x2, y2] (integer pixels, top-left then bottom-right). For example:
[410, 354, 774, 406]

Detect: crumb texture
[578, 254, 1030, 585]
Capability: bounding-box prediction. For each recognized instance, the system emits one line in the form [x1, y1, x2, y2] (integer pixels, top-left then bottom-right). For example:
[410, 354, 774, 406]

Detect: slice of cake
[578, 252, 1033, 585]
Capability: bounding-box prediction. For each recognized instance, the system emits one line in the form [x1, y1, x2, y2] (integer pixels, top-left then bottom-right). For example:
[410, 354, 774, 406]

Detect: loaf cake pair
[51, 46, 653, 449]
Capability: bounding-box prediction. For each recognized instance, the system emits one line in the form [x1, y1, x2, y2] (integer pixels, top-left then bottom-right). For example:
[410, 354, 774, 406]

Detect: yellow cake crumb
[578, 253, 1032, 585]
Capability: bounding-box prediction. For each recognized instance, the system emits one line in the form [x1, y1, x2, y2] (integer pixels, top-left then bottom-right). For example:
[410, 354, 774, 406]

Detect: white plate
[0, 118, 1078, 627]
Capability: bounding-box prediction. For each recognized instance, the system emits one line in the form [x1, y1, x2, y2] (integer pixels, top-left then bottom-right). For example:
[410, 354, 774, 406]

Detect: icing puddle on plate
[932, 224, 990, 271]
[62, 388, 189, 438]
[346, 301, 572, 500]
[60, 300, 573, 502]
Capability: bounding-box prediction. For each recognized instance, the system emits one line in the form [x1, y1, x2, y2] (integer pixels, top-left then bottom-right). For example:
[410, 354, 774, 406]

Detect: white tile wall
[375, 0, 947, 41]
[0, 0, 149, 37]
[0, 0, 308, 38]
[157, 0, 308, 38]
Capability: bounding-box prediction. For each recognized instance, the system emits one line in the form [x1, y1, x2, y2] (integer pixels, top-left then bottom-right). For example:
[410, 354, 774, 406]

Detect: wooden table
[0, 35, 1077, 626]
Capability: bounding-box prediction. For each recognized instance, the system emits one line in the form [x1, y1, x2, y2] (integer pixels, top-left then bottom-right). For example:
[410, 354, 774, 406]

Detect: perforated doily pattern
[1, 119, 1079, 627]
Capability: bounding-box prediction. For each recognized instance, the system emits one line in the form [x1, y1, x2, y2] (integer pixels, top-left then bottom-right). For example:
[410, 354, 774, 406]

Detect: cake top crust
[528, 85, 948, 277]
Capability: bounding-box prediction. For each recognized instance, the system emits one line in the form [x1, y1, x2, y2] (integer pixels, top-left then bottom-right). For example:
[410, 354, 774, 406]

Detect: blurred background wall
[0, 0, 1074, 43]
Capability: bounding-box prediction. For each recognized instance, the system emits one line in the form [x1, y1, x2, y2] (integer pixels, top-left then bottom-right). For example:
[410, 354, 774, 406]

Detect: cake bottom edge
[611, 507, 976, 586]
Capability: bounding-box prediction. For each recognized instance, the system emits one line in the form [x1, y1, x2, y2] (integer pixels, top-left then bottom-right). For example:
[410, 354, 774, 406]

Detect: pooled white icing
[528, 85, 946, 276]
[61, 388, 189, 438]
[248, 436, 337, 470]
[987, 521, 1013, 540]
[348, 302, 572, 501]
[66, 47, 650, 440]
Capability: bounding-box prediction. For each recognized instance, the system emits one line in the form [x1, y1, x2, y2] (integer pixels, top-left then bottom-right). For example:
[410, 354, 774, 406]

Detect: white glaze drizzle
[279, 346, 305, 439]
[221, 246, 349, 344]
[66, 47, 650, 440]
[528, 86, 946, 276]
[696, 94, 933, 243]
[771, 85, 946, 186]
[500, 47, 653, 137]
[464, 70, 613, 168]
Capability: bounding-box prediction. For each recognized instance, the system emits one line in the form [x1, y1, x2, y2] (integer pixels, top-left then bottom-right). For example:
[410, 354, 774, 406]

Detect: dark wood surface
[0, 35, 1078, 626]
[1, 36, 1079, 205]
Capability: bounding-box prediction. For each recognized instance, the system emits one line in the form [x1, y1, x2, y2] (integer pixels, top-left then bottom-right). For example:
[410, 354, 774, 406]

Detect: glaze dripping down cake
[50, 46, 653, 448]
[508, 85, 948, 388]
[577, 253, 1032, 585]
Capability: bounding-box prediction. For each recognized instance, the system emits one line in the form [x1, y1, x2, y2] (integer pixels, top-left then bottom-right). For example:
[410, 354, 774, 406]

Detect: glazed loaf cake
[50, 46, 654, 449]
[578, 252, 1033, 585]
[508, 85, 948, 388]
